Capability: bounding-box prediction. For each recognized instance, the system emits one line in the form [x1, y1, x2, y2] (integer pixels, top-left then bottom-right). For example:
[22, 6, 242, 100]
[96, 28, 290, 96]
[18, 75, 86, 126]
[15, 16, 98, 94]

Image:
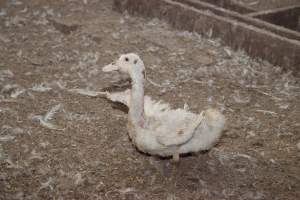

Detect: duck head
[103, 53, 145, 79]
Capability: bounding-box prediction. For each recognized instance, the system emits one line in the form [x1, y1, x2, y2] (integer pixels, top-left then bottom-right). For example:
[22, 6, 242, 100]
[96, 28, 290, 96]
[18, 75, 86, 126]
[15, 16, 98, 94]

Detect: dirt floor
[0, 0, 300, 199]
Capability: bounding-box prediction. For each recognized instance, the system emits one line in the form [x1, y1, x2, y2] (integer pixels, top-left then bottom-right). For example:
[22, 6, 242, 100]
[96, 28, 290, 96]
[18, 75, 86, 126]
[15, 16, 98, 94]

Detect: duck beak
[102, 62, 120, 72]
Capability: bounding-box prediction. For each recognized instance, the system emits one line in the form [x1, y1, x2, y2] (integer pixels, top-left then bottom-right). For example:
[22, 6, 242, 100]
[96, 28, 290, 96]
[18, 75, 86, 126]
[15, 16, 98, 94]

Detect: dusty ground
[0, 0, 300, 199]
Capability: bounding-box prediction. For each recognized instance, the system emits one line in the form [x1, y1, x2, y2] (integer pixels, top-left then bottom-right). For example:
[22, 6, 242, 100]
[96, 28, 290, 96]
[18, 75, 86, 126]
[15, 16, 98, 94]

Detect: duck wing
[156, 111, 204, 146]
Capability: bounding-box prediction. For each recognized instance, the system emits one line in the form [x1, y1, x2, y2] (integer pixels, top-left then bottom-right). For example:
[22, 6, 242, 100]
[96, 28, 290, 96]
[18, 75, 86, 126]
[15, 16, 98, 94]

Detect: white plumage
[102, 53, 225, 161]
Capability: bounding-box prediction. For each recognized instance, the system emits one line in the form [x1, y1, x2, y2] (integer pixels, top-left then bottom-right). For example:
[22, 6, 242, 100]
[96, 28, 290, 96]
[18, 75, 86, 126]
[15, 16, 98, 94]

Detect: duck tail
[204, 108, 225, 132]
[196, 108, 225, 150]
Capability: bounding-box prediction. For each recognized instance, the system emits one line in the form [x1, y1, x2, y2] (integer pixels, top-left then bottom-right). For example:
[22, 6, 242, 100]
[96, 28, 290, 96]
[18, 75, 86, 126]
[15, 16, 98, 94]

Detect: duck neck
[129, 71, 145, 128]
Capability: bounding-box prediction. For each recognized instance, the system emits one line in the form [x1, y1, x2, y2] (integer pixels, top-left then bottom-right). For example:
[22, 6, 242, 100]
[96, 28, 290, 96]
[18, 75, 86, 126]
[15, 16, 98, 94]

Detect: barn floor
[0, 0, 299, 199]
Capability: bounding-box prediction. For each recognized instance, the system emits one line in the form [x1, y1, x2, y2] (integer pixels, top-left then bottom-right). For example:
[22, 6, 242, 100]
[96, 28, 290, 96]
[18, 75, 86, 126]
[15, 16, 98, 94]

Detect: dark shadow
[109, 101, 129, 113]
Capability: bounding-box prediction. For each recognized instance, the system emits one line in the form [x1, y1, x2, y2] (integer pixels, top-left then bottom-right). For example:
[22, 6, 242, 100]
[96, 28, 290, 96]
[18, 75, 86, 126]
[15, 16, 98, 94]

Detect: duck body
[112, 92, 224, 157]
[150, 110, 223, 154]
[103, 53, 225, 160]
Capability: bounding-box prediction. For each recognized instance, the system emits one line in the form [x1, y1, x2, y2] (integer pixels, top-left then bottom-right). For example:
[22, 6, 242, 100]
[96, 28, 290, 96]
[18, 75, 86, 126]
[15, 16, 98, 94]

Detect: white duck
[102, 53, 225, 161]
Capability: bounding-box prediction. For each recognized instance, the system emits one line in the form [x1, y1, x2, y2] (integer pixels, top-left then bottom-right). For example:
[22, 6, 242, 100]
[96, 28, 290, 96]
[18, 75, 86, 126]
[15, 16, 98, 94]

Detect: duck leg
[172, 153, 179, 162]
[172, 150, 180, 163]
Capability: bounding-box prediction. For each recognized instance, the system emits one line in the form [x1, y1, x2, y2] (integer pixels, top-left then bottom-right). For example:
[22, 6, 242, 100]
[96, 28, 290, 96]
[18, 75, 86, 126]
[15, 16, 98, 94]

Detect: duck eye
[125, 57, 129, 62]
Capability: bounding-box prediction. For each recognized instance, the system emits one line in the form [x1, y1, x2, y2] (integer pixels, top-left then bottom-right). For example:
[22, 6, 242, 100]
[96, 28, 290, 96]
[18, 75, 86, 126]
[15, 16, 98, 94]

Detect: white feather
[10, 88, 25, 98]
[44, 104, 62, 121]
[0, 135, 16, 142]
[31, 104, 64, 131]
[68, 88, 107, 97]
[31, 84, 52, 92]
